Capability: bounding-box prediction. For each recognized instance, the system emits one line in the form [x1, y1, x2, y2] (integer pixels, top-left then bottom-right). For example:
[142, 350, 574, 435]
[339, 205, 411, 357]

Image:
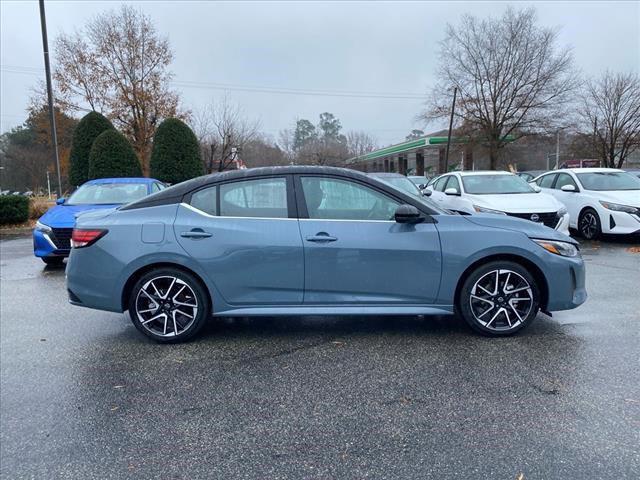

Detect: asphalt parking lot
[1, 234, 639, 479]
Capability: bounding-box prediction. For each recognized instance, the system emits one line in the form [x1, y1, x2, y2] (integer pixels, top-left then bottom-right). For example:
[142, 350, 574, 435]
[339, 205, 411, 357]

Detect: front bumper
[555, 213, 570, 236]
[545, 252, 587, 311]
[600, 209, 640, 235]
[33, 229, 70, 258]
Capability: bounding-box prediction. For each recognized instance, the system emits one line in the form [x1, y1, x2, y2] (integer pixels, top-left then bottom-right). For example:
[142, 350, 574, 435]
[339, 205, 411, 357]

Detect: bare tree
[578, 71, 640, 168]
[194, 97, 260, 172]
[50, 5, 184, 174]
[424, 7, 578, 169]
[346, 131, 378, 159]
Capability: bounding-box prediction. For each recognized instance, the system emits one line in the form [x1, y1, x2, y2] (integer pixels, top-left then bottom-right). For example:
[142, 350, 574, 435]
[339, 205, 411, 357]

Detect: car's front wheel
[578, 208, 601, 240]
[458, 261, 540, 336]
[128, 268, 210, 343]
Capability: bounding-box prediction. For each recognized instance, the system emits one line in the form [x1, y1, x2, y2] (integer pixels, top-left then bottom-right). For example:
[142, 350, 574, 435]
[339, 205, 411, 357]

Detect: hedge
[0, 195, 30, 225]
[150, 118, 203, 184]
[87, 130, 143, 179]
[69, 112, 114, 187]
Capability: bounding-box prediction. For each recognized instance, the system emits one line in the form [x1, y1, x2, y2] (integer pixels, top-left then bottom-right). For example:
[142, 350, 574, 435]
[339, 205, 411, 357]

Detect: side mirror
[56, 197, 66, 205]
[444, 187, 460, 196]
[561, 184, 576, 192]
[532, 185, 542, 193]
[394, 204, 423, 224]
[422, 188, 432, 197]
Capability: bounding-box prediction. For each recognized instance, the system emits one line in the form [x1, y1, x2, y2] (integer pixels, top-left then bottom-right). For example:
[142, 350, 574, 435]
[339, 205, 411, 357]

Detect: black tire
[458, 260, 540, 336]
[128, 267, 210, 343]
[578, 208, 601, 240]
[42, 257, 65, 266]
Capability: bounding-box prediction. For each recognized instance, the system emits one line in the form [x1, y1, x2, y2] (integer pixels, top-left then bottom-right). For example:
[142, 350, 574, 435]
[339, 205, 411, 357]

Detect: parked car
[368, 172, 426, 196]
[34, 177, 165, 265]
[531, 168, 640, 239]
[517, 170, 547, 182]
[66, 166, 586, 342]
[425, 171, 570, 235]
[407, 175, 430, 189]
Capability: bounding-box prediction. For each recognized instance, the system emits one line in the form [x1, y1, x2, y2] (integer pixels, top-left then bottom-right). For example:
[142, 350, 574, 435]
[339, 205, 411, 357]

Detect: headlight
[533, 239, 579, 257]
[599, 201, 638, 214]
[557, 206, 568, 217]
[473, 205, 506, 215]
[35, 221, 52, 233]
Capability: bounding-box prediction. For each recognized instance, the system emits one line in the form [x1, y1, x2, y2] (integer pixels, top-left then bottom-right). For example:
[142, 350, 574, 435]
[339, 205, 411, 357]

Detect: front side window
[445, 175, 461, 192]
[220, 178, 288, 218]
[190, 186, 217, 216]
[301, 177, 400, 221]
[554, 173, 578, 190]
[537, 174, 557, 188]
[433, 176, 449, 192]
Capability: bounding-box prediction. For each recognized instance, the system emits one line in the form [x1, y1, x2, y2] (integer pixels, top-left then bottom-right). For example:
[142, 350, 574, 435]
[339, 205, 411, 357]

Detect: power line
[1, 64, 427, 100]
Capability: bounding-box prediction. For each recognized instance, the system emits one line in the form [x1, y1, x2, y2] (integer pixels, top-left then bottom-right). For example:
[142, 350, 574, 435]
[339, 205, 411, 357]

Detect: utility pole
[38, 0, 62, 198]
[444, 87, 457, 172]
[555, 128, 561, 170]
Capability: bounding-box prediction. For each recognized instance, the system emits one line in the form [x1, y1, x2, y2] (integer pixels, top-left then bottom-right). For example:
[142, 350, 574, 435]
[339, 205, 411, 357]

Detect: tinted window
[151, 182, 163, 193]
[301, 177, 400, 221]
[220, 178, 288, 218]
[538, 174, 557, 188]
[554, 173, 578, 190]
[445, 175, 461, 192]
[66, 183, 149, 205]
[190, 186, 217, 216]
[576, 172, 640, 191]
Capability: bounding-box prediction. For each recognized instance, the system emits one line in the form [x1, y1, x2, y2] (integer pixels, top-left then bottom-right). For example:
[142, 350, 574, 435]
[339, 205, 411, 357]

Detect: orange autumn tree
[51, 5, 185, 175]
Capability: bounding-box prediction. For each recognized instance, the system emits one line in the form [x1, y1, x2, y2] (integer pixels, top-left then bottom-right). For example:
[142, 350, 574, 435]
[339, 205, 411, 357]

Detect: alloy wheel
[134, 275, 199, 338]
[580, 212, 599, 239]
[469, 269, 534, 332]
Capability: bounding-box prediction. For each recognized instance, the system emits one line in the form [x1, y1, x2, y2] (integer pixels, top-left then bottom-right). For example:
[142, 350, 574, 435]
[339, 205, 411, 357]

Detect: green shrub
[150, 118, 203, 184]
[87, 130, 142, 179]
[69, 111, 114, 187]
[0, 195, 30, 225]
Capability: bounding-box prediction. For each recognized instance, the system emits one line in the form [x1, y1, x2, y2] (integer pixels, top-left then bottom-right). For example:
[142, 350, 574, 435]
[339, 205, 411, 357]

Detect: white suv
[426, 171, 570, 236]
[531, 168, 640, 239]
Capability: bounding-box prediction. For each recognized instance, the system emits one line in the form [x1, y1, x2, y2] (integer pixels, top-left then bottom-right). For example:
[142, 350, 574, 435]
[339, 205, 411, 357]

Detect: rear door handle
[306, 233, 337, 243]
[180, 229, 212, 239]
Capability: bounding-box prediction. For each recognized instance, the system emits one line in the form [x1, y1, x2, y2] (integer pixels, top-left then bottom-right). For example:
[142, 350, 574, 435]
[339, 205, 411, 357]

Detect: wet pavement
[1, 234, 639, 479]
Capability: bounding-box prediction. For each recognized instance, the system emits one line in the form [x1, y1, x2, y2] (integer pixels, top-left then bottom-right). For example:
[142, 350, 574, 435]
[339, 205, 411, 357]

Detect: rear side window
[190, 186, 217, 216]
[220, 178, 288, 218]
[538, 174, 556, 188]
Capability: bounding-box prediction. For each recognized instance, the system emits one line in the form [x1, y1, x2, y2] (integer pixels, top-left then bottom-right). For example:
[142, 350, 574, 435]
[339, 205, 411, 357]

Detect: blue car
[66, 166, 587, 342]
[34, 177, 165, 265]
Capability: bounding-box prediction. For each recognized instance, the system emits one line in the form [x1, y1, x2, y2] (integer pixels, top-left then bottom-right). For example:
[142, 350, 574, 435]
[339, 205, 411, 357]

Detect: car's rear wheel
[128, 268, 209, 343]
[578, 208, 601, 240]
[458, 261, 540, 336]
[42, 257, 64, 266]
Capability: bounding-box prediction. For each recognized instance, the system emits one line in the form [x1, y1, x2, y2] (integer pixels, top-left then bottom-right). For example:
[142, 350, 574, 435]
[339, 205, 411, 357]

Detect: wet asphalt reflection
[1, 235, 639, 479]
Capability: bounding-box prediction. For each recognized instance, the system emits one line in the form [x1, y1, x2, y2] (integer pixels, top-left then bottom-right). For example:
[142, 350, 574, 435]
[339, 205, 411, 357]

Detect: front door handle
[306, 232, 337, 243]
[180, 228, 212, 239]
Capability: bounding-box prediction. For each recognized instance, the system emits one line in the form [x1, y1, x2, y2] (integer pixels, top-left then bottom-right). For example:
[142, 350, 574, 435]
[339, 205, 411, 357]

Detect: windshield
[461, 174, 535, 194]
[66, 183, 149, 205]
[576, 172, 640, 191]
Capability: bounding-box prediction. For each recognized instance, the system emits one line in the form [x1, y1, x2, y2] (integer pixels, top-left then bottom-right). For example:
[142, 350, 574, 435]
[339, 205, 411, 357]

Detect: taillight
[71, 228, 108, 248]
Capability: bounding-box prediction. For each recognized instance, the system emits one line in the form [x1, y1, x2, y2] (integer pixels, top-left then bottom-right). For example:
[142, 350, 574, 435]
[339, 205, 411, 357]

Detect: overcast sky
[1, 1, 639, 146]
